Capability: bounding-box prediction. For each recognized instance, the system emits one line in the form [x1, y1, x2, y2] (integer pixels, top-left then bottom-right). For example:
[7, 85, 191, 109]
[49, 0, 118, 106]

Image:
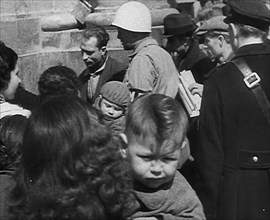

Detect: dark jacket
[198, 43, 270, 220]
[0, 170, 14, 220]
[10, 86, 40, 111]
[79, 56, 127, 105]
[178, 40, 215, 84]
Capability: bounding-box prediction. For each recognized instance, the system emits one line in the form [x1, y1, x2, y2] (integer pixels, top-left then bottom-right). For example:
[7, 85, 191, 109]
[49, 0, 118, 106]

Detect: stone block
[70, 30, 83, 49]
[0, 1, 17, 15]
[106, 27, 123, 49]
[26, 1, 54, 13]
[18, 53, 41, 94]
[0, 19, 19, 52]
[53, 0, 77, 11]
[15, 0, 31, 15]
[66, 50, 86, 75]
[42, 32, 61, 49]
[17, 17, 40, 54]
[97, 0, 127, 8]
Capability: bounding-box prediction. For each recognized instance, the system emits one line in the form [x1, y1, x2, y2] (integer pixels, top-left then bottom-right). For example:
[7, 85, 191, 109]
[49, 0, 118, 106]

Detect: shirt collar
[90, 55, 108, 77]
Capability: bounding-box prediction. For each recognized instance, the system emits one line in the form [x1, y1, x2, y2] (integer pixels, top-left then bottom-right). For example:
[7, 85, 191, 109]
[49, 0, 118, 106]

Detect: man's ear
[217, 35, 225, 47]
[100, 46, 107, 55]
[119, 133, 128, 159]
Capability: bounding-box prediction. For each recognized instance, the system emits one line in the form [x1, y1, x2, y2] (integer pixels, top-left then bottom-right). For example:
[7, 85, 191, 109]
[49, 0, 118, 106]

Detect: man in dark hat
[197, 0, 270, 219]
[164, 13, 215, 84]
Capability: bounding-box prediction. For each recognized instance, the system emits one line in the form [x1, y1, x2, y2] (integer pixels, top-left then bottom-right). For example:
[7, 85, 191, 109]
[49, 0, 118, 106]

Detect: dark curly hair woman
[0, 41, 30, 118]
[9, 95, 135, 220]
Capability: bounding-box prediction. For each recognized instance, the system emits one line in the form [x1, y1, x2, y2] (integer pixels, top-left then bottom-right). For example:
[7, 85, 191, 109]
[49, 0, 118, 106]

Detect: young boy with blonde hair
[120, 94, 205, 219]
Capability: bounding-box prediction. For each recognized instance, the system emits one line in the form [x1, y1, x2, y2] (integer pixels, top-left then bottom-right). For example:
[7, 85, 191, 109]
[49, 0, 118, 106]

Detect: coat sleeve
[197, 79, 224, 220]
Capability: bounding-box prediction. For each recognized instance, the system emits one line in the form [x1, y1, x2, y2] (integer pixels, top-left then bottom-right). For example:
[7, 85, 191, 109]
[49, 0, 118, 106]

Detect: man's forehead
[80, 37, 99, 50]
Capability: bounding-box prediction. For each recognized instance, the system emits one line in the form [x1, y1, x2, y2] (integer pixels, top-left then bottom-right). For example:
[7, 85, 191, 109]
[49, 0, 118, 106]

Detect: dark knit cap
[223, 0, 270, 32]
[100, 81, 131, 108]
[163, 14, 197, 36]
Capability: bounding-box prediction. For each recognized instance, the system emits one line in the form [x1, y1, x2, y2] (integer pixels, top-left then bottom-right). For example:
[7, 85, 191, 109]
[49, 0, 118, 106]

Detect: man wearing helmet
[112, 1, 180, 100]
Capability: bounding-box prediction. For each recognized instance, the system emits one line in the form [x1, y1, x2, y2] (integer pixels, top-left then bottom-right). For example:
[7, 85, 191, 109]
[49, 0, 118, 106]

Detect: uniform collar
[129, 36, 158, 58]
[233, 43, 270, 60]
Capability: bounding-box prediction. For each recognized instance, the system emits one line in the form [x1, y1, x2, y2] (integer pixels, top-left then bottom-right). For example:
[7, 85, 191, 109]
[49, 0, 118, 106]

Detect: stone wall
[0, 0, 169, 95]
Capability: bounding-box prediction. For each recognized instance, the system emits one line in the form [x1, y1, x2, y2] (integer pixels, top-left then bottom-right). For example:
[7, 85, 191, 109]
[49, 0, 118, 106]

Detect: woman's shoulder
[0, 102, 31, 119]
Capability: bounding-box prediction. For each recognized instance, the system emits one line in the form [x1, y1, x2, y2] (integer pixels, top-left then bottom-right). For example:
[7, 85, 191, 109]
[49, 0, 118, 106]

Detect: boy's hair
[125, 94, 189, 153]
[0, 115, 28, 170]
[100, 81, 131, 108]
[9, 95, 134, 220]
[38, 65, 80, 102]
[82, 26, 109, 49]
[0, 41, 18, 92]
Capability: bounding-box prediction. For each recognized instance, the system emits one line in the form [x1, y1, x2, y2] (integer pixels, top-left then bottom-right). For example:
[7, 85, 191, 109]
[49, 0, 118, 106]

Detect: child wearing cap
[120, 94, 205, 220]
[94, 81, 131, 135]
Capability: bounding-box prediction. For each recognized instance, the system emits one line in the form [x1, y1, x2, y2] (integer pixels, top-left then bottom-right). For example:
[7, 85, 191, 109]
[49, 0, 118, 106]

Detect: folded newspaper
[178, 70, 201, 117]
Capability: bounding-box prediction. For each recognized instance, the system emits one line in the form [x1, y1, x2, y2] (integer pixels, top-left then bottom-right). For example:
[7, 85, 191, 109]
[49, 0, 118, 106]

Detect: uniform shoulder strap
[232, 58, 270, 125]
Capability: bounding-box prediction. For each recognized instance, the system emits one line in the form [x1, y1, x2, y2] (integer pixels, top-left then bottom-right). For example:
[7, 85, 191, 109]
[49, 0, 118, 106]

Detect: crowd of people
[1, 0, 270, 219]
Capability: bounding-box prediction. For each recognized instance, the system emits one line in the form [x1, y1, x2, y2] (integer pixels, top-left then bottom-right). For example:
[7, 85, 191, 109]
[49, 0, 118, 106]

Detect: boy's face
[100, 98, 124, 119]
[127, 140, 181, 189]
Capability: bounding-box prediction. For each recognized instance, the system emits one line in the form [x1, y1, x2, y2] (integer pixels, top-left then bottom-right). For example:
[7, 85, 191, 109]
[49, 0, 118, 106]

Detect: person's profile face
[127, 140, 180, 189]
[117, 28, 135, 50]
[80, 37, 105, 71]
[2, 64, 21, 100]
[204, 36, 222, 58]
[165, 35, 186, 53]
[100, 98, 124, 119]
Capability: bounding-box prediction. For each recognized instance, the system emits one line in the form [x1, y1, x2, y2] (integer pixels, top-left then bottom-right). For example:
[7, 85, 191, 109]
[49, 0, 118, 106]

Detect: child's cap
[100, 81, 131, 108]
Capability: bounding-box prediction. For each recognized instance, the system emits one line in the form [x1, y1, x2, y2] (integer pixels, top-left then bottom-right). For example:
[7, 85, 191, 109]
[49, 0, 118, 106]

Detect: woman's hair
[9, 95, 134, 220]
[125, 93, 189, 154]
[38, 65, 81, 103]
[0, 41, 18, 92]
[0, 115, 28, 170]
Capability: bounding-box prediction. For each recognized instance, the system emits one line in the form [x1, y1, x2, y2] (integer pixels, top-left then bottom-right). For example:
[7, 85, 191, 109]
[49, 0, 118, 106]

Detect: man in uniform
[112, 1, 180, 99]
[197, 0, 270, 219]
[79, 26, 127, 104]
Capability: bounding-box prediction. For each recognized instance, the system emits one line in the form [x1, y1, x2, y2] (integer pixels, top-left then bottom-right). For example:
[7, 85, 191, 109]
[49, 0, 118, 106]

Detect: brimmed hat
[197, 16, 229, 36]
[100, 81, 131, 108]
[163, 14, 197, 36]
[223, 0, 270, 32]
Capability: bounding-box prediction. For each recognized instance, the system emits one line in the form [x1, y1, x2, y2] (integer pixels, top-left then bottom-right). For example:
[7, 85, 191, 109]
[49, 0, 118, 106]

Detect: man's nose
[82, 52, 88, 60]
